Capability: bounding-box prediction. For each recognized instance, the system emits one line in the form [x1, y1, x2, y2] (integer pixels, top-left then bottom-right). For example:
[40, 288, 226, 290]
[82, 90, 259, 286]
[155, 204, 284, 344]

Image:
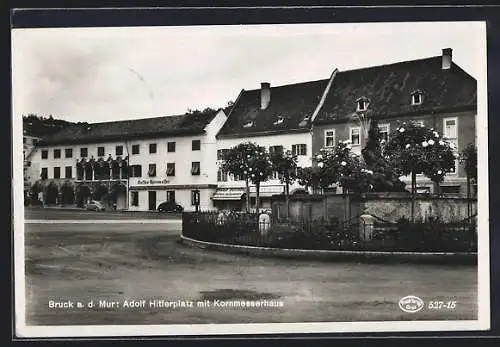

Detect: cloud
[12, 23, 484, 123]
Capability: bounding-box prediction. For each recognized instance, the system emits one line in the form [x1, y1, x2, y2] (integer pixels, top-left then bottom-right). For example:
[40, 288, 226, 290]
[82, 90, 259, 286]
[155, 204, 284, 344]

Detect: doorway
[148, 191, 157, 211]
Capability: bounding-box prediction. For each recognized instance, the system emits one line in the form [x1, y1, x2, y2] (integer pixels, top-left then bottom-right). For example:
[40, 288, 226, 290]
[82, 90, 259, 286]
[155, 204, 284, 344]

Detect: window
[233, 173, 242, 181]
[192, 140, 201, 151]
[65, 148, 73, 158]
[80, 147, 88, 158]
[41, 150, 48, 159]
[149, 143, 157, 154]
[443, 118, 458, 140]
[443, 117, 458, 174]
[65, 166, 72, 178]
[350, 127, 361, 146]
[292, 144, 307, 156]
[53, 149, 61, 159]
[53, 167, 61, 179]
[148, 164, 156, 177]
[131, 192, 139, 206]
[129, 165, 142, 178]
[356, 97, 369, 112]
[441, 185, 461, 194]
[132, 144, 140, 155]
[411, 91, 423, 105]
[217, 149, 228, 160]
[378, 124, 390, 142]
[217, 168, 228, 182]
[167, 190, 176, 203]
[41, 168, 48, 180]
[269, 145, 284, 154]
[325, 130, 335, 147]
[166, 163, 175, 176]
[191, 190, 200, 206]
[191, 162, 201, 175]
[96, 146, 104, 157]
[115, 145, 123, 156]
[167, 142, 176, 152]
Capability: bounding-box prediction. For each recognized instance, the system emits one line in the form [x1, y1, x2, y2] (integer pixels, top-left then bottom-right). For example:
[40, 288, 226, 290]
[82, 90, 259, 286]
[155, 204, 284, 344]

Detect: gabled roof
[314, 56, 477, 125]
[38, 111, 219, 146]
[217, 79, 329, 138]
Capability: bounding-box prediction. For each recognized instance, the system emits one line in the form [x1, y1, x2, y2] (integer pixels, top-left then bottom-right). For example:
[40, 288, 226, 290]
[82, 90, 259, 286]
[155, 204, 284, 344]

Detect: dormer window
[298, 116, 310, 128]
[243, 120, 254, 128]
[411, 90, 424, 106]
[273, 116, 284, 125]
[356, 97, 369, 112]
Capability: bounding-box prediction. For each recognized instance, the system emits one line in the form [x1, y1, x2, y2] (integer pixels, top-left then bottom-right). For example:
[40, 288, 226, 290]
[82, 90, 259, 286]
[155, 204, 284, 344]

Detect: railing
[182, 211, 477, 253]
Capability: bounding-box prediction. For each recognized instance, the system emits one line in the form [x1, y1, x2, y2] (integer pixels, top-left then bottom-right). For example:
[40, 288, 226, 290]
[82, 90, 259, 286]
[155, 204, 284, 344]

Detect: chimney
[260, 82, 271, 110]
[442, 48, 452, 70]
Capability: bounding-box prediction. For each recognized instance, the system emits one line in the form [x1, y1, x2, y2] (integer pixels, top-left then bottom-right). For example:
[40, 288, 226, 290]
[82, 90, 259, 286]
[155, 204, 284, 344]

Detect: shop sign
[137, 179, 170, 185]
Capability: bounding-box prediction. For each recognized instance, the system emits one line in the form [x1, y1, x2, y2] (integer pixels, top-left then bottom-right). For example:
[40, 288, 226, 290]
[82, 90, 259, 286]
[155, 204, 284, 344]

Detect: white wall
[30, 110, 227, 211]
[216, 132, 312, 192]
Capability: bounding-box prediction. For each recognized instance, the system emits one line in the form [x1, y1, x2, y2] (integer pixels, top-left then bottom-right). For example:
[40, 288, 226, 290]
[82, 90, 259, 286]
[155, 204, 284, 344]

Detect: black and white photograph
[12, 20, 489, 337]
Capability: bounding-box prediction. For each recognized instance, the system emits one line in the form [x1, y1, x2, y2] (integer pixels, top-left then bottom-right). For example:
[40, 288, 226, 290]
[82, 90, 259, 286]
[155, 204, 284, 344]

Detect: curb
[26, 207, 176, 214]
[180, 235, 477, 265]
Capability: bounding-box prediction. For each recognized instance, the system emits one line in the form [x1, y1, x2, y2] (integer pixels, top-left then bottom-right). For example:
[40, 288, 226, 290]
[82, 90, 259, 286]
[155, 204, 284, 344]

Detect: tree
[384, 121, 457, 221]
[460, 143, 478, 218]
[296, 166, 324, 194]
[269, 150, 298, 218]
[314, 141, 364, 221]
[220, 142, 272, 212]
[361, 120, 406, 192]
[248, 147, 273, 211]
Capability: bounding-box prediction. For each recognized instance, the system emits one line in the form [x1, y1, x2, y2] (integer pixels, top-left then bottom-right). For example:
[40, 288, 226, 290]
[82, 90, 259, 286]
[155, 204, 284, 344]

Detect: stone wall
[357, 193, 477, 222]
[271, 192, 477, 222]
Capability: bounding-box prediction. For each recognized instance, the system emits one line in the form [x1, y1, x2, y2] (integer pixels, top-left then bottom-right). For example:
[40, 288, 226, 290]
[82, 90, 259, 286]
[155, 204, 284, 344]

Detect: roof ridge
[336, 56, 441, 74]
[87, 114, 186, 126]
[243, 78, 329, 93]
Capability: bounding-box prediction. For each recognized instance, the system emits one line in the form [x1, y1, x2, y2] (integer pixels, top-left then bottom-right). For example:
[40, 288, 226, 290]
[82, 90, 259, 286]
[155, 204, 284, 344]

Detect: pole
[411, 171, 416, 222]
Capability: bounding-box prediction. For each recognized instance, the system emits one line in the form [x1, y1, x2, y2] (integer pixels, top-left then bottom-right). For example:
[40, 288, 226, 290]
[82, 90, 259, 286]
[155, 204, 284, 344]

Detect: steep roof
[217, 79, 329, 138]
[38, 111, 219, 146]
[314, 56, 477, 125]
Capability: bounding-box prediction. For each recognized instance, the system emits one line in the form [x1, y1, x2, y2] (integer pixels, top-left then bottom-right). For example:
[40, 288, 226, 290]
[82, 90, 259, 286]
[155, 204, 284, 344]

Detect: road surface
[22, 208, 478, 325]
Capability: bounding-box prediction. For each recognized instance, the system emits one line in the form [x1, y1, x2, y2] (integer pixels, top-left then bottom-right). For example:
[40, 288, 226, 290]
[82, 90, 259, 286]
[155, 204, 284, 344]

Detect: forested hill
[22, 114, 86, 138]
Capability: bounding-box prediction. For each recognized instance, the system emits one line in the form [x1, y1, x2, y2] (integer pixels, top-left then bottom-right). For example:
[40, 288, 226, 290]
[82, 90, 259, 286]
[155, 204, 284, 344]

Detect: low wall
[272, 193, 477, 222]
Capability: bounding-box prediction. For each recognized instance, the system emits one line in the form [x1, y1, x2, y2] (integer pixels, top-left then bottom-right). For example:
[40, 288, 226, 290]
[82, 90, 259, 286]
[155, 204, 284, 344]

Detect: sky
[12, 22, 486, 123]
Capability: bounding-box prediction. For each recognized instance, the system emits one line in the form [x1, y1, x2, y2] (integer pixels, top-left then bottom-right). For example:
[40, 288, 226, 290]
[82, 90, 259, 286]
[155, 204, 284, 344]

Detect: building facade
[311, 48, 477, 195]
[30, 110, 227, 211]
[213, 79, 332, 210]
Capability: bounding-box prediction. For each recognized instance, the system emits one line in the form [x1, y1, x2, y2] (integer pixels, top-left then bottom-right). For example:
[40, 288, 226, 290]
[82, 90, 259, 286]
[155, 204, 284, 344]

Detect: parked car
[157, 201, 183, 213]
[86, 200, 106, 211]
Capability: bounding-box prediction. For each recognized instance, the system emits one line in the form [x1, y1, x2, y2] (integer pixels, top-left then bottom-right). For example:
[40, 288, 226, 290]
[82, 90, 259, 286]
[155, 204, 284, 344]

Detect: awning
[211, 188, 246, 201]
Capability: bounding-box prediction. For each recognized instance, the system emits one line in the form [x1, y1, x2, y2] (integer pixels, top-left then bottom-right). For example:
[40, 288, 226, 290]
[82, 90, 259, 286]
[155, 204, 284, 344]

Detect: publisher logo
[399, 296, 424, 313]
